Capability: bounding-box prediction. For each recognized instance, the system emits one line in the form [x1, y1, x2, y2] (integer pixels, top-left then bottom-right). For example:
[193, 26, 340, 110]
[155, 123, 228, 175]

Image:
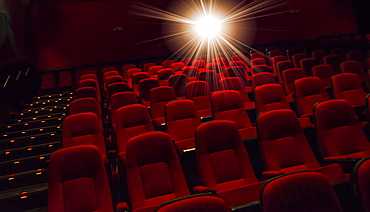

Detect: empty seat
[192, 60, 206, 69]
[294, 77, 329, 117]
[257, 109, 344, 182]
[251, 65, 272, 75]
[115, 104, 154, 161]
[251, 72, 277, 91]
[250, 52, 264, 59]
[300, 58, 319, 76]
[211, 90, 256, 140]
[182, 66, 199, 81]
[286, 47, 303, 60]
[205, 63, 224, 76]
[314, 99, 370, 161]
[332, 73, 367, 107]
[162, 60, 174, 68]
[107, 82, 130, 100]
[181, 57, 193, 66]
[131, 72, 149, 94]
[341, 60, 368, 89]
[323, 54, 344, 73]
[195, 120, 264, 208]
[168, 74, 189, 98]
[271, 55, 287, 77]
[48, 145, 114, 212]
[110, 92, 138, 130]
[220, 77, 254, 110]
[292, 53, 308, 68]
[185, 81, 212, 118]
[157, 68, 174, 86]
[40, 73, 57, 93]
[127, 68, 142, 88]
[74, 87, 99, 102]
[261, 172, 343, 212]
[165, 99, 200, 152]
[62, 112, 107, 162]
[312, 64, 335, 90]
[58, 71, 73, 90]
[171, 62, 186, 72]
[311, 49, 329, 63]
[70, 97, 102, 124]
[143, 62, 156, 73]
[254, 84, 312, 127]
[276, 60, 294, 83]
[197, 70, 220, 91]
[150, 86, 177, 126]
[155, 194, 230, 212]
[353, 157, 370, 212]
[346, 50, 366, 69]
[225, 66, 250, 87]
[139, 78, 160, 107]
[212, 57, 228, 67]
[149, 65, 164, 79]
[282, 68, 306, 96]
[250, 58, 267, 67]
[126, 131, 190, 211]
[123, 64, 136, 82]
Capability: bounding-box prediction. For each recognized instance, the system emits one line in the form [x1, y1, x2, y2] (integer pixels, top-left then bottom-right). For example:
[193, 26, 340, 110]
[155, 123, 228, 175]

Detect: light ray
[130, 0, 286, 63]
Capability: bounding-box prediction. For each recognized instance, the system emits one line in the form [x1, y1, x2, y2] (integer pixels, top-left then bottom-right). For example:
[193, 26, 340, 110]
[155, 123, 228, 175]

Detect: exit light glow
[195, 16, 222, 39]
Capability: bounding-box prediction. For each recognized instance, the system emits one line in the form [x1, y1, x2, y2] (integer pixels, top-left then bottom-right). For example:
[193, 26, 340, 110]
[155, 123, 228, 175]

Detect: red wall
[30, 0, 358, 70]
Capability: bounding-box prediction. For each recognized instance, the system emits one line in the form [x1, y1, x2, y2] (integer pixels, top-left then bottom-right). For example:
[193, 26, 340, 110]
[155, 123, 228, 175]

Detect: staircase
[0, 91, 72, 211]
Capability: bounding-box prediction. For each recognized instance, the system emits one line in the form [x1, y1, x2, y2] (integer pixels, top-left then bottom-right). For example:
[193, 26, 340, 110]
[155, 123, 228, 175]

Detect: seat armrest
[193, 186, 217, 195]
[323, 158, 361, 173]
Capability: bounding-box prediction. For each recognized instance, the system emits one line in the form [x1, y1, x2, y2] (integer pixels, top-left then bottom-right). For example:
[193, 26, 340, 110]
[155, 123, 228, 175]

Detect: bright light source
[195, 16, 222, 39]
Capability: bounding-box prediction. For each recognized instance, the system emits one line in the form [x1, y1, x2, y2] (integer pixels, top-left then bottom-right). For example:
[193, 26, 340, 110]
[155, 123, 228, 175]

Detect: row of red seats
[52, 105, 370, 211]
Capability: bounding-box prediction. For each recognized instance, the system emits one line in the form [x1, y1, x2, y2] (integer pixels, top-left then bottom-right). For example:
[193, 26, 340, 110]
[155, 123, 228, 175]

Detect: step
[0, 142, 59, 162]
[0, 153, 51, 176]
[0, 117, 64, 133]
[31, 92, 73, 101]
[0, 169, 47, 191]
[0, 183, 48, 211]
[8, 112, 68, 124]
[26, 95, 73, 107]
[0, 132, 59, 149]
[0, 125, 61, 140]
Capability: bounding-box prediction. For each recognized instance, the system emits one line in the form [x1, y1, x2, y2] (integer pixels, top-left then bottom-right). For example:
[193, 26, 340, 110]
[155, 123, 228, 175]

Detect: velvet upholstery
[48, 145, 113, 212]
[195, 120, 264, 207]
[282, 68, 306, 95]
[185, 81, 212, 118]
[313, 99, 370, 160]
[257, 109, 344, 182]
[62, 112, 107, 162]
[261, 172, 343, 212]
[150, 86, 177, 125]
[165, 99, 200, 152]
[312, 64, 335, 90]
[168, 74, 189, 97]
[353, 157, 370, 212]
[332, 73, 367, 107]
[115, 104, 154, 161]
[211, 90, 256, 139]
[126, 132, 190, 211]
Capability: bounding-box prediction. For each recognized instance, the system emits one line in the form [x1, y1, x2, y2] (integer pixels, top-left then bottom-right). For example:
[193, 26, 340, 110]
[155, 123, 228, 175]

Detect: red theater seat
[261, 172, 343, 212]
[48, 145, 114, 212]
[332, 73, 367, 107]
[314, 99, 370, 161]
[115, 104, 154, 161]
[312, 64, 335, 90]
[195, 120, 264, 208]
[126, 132, 190, 212]
[165, 99, 200, 152]
[211, 90, 256, 140]
[150, 86, 177, 126]
[353, 157, 370, 212]
[257, 109, 344, 182]
[294, 77, 329, 117]
[62, 112, 107, 162]
[168, 74, 189, 98]
[185, 81, 212, 118]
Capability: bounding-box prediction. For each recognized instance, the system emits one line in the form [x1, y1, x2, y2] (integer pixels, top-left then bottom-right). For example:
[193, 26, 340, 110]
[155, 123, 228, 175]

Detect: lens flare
[195, 16, 222, 39]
